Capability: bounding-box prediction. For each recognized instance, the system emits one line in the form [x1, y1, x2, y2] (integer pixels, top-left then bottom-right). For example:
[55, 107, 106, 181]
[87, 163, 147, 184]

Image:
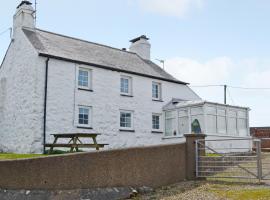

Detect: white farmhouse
[0, 1, 250, 153]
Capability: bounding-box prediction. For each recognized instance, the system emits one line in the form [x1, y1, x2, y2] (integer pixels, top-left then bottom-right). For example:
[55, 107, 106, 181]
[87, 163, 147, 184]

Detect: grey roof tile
[22, 28, 187, 84]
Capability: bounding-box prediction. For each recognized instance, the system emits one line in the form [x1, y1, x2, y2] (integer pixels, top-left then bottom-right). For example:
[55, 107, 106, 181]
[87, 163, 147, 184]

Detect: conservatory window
[190, 107, 204, 133]
[165, 111, 177, 136]
[238, 111, 248, 136]
[217, 109, 226, 134]
[206, 106, 217, 134]
[178, 109, 189, 136]
[228, 110, 237, 135]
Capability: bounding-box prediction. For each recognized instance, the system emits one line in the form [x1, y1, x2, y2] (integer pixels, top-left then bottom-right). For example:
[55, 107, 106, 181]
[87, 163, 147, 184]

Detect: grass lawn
[0, 153, 47, 160]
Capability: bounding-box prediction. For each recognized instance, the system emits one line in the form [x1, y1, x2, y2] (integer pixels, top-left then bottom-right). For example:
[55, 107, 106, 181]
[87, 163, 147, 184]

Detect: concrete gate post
[184, 134, 206, 180]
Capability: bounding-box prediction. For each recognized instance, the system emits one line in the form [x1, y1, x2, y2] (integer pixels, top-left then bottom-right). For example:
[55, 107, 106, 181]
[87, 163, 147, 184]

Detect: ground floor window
[152, 114, 161, 130]
[78, 106, 92, 127]
[120, 110, 133, 130]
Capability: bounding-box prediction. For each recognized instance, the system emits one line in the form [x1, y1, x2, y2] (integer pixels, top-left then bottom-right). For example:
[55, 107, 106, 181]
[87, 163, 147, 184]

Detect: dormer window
[120, 76, 132, 96]
[152, 82, 162, 100]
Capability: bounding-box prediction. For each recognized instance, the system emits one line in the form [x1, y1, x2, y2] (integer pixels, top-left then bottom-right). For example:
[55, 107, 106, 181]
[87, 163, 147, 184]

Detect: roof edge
[39, 53, 188, 85]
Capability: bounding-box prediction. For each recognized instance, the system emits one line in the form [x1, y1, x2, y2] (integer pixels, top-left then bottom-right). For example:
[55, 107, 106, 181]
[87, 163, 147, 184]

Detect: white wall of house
[44, 59, 200, 151]
[0, 28, 46, 153]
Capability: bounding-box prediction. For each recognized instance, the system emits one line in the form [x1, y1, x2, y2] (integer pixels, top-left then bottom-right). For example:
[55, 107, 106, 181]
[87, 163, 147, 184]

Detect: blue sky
[1, 0, 270, 126]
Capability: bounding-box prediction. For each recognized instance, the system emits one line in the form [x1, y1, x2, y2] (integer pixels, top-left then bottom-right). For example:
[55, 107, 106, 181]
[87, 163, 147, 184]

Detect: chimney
[13, 1, 35, 38]
[129, 35, 151, 60]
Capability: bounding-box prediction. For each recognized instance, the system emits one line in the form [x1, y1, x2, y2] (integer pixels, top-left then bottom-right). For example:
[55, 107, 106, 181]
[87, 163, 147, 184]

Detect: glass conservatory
[163, 100, 250, 138]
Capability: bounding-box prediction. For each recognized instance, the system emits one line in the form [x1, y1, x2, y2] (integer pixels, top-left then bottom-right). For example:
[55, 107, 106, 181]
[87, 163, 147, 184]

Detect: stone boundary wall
[0, 134, 205, 190]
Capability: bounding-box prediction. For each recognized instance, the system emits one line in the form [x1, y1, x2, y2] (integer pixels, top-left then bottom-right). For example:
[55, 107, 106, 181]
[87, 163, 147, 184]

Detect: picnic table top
[51, 133, 101, 137]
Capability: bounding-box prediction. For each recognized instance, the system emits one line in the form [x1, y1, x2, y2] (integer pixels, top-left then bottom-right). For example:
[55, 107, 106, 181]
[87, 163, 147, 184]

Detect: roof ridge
[33, 28, 138, 56]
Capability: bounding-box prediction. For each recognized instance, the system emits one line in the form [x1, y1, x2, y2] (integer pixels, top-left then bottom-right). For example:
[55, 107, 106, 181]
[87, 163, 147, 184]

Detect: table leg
[49, 136, 58, 154]
[93, 136, 99, 150]
[70, 136, 79, 152]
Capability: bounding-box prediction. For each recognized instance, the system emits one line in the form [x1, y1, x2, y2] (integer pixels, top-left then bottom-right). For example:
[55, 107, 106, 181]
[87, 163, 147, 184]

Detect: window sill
[77, 126, 93, 129]
[120, 94, 133, 97]
[206, 134, 251, 138]
[119, 129, 135, 132]
[151, 130, 163, 134]
[78, 88, 93, 92]
[152, 99, 164, 102]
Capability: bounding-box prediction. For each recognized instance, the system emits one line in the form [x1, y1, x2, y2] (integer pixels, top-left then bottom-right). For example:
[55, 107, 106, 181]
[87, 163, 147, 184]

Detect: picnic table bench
[45, 133, 108, 153]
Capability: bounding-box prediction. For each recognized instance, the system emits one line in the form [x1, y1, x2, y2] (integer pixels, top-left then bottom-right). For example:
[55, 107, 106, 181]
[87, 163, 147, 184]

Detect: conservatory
[163, 99, 250, 138]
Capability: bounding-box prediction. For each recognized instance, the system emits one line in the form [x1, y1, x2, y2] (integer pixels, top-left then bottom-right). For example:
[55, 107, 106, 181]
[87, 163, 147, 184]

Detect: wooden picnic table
[45, 133, 108, 153]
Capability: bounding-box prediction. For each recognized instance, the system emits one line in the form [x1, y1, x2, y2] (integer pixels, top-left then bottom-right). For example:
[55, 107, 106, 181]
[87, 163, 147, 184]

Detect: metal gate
[196, 138, 270, 181]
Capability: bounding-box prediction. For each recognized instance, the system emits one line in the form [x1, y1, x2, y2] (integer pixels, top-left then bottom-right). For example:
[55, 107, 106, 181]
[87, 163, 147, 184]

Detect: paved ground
[132, 180, 270, 200]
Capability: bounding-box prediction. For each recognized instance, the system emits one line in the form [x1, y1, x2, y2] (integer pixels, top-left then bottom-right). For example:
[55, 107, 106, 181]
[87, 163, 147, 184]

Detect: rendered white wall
[44, 59, 200, 151]
[0, 29, 45, 153]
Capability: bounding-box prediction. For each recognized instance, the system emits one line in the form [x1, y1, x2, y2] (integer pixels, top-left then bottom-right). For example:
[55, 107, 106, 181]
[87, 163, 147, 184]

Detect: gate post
[256, 140, 262, 181]
[184, 134, 206, 180]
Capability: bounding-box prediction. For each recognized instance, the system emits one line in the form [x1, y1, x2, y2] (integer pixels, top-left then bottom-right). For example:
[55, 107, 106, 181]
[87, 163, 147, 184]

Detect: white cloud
[163, 57, 270, 126]
[165, 56, 233, 85]
[136, 0, 204, 18]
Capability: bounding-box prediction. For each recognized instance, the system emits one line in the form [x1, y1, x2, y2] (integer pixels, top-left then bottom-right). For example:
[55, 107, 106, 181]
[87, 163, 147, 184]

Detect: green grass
[0, 149, 85, 160]
[0, 153, 47, 160]
[210, 185, 270, 200]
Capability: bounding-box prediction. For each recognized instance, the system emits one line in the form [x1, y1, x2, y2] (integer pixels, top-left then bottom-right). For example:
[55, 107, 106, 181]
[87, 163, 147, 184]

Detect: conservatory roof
[163, 99, 250, 111]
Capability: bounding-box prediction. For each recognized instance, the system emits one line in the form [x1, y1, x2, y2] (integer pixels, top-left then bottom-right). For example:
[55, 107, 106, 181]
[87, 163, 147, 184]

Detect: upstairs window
[152, 82, 161, 100]
[78, 68, 92, 89]
[120, 76, 132, 95]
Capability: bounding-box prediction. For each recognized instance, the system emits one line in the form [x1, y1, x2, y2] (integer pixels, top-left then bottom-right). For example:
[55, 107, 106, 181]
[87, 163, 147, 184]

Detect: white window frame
[152, 113, 162, 131]
[77, 105, 92, 128]
[152, 82, 162, 100]
[164, 110, 177, 137]
[119, 110, 134, 130]
[120, 75, 132, 96]
[78, 67, 92, 90]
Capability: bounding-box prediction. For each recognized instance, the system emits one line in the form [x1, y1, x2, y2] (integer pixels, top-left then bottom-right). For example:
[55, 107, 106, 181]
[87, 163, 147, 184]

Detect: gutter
[38, 53, 188, 85]
[43, 57, 49, 154]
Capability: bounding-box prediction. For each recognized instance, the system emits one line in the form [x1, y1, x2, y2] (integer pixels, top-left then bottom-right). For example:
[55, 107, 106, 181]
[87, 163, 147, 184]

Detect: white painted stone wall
[44, 59, 200, 150]
[0, 28, 45, 153]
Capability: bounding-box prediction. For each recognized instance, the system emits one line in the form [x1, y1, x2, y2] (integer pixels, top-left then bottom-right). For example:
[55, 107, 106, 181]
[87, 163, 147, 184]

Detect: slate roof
[22, 28, 187, 85]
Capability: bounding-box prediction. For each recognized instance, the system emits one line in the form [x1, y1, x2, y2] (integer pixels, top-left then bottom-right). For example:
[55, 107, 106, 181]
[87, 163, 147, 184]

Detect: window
[178, 109, 189, 136]
[190, 107, 204, 133]
[152, 114, 161, 130]
[78, 68, 92, 89]
[238, 110, 248, 136]
[152, 82, 161, 100]
[165, 111, 177, 136]
[228, 110, 237, 135]
[78, 106, 92, 127]
[120, 110, 133, 130]
[217, 109, 226, 134]
[206, 106, 217, 134]
[120, 76, 132, 95]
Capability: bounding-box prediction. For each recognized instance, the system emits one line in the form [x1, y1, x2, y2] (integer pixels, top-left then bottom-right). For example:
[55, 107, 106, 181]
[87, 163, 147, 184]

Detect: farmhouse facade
[0, 1, 250, 153]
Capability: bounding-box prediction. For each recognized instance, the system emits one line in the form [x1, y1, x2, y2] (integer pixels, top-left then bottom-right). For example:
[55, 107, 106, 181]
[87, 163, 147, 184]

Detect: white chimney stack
[13, 1, 35, 38]
[129, 35, 151, 60]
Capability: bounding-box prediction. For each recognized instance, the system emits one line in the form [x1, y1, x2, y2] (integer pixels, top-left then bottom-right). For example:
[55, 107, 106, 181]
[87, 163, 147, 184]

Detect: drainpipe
[43, 57, 49, 154]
